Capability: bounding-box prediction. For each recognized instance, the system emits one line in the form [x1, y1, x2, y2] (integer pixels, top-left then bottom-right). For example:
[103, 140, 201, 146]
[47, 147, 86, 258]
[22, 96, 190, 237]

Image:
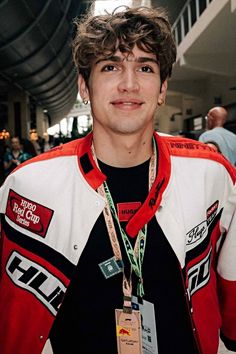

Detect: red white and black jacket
[0, 132, 236, 354]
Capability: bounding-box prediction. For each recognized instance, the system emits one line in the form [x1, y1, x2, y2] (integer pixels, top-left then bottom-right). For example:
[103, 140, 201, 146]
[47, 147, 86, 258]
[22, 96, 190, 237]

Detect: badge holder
[115, 280, 142, 354]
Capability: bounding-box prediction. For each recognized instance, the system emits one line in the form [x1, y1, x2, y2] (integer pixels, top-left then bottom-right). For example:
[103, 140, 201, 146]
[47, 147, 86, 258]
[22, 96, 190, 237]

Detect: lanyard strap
[102, 180, 147, 298]
[91, 139, 157, 300]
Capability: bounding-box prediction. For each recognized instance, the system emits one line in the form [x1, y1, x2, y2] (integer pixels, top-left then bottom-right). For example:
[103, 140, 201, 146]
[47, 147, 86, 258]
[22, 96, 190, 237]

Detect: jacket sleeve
[0, 181, 7, 268]
[218, 185, 236, 351]
[0, 177, 11, 253]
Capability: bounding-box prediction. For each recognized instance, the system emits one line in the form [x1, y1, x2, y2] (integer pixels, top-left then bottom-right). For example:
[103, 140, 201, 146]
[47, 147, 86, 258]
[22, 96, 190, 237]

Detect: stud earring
[158, 98, 165, 106]
[83, 99, 89, 105]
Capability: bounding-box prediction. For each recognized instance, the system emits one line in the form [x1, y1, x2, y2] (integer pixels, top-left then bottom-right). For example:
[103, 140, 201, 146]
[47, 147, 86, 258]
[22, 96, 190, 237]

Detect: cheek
[148, 83, 162, 98]
[89, 80, 110, 99]
[151, 91, 160, 106]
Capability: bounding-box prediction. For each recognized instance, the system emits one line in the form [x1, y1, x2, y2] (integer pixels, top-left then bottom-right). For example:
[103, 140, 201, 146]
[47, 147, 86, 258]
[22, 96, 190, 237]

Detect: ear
[158, 80, 168, 106]
[78, 74, 90, 102]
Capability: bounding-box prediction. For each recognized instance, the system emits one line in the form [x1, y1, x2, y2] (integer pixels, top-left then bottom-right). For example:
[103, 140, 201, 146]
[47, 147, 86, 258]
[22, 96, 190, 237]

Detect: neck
[92, 131, 154, 168]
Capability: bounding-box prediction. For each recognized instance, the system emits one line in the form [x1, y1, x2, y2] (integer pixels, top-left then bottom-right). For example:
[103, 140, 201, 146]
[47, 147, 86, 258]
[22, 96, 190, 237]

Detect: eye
[101, 64, 117, 72]
[139, 65, 154, 73]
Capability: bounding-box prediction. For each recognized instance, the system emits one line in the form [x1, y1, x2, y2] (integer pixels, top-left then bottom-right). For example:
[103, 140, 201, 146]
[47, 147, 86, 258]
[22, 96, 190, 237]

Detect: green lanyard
[92, 138, 157, 299]
[103, 180, 147, 298]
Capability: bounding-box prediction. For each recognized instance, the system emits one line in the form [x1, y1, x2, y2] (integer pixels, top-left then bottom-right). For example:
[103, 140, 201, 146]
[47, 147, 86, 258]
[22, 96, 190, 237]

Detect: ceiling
[0, 0, 92, 125]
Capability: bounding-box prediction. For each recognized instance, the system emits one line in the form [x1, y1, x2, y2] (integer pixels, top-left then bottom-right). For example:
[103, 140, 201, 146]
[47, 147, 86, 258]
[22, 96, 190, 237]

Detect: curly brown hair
[72, 6, 176, 85]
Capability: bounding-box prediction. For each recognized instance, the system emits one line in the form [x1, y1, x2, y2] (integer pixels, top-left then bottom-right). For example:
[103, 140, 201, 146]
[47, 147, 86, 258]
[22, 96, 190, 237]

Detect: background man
[199, 106, 236, 165]
[0, 5, 236, 354]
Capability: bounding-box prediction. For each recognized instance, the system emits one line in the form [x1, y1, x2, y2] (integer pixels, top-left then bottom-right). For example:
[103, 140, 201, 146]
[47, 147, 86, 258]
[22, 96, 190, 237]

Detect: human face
[79, 46, 167, 137]
[11, 138, 21, 151]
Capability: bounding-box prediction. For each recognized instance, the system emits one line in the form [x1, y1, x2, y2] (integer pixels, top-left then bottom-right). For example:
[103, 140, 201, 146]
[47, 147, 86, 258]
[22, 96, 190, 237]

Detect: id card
[132, 296, 158, 354]
[99, 256, 122, 279]
[115, 309, 142, 354]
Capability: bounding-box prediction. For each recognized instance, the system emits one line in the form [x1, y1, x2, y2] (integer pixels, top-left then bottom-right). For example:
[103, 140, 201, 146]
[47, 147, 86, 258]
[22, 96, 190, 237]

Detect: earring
[158, 98, 165, 106]
[83, 99, 89, 105]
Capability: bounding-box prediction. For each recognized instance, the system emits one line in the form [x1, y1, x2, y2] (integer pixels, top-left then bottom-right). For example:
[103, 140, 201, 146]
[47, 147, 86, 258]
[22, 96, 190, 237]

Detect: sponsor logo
[170, 142, 209, 150]
[149, 178, 165, 209]
[117, 327, 131, 336]
[187, 248, 212, 295]
[206, 200, 219, 226]
[186, 220, 208, 246]
[6, 189, 53, 237]
[6, 251, 66, 316]
[186, 201, 219, 251]
[117, 202, 141, 222]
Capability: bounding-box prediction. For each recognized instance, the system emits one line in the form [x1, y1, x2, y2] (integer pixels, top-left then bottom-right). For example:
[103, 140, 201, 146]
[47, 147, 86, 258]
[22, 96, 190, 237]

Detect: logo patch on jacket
[6, 251, 65, 315]
[117, 202, 141, 222]
[6, 189, 53, 237]
[206, 200, 219, 225]
[188, 248, 212, 295]
[186, 200, 219, 252]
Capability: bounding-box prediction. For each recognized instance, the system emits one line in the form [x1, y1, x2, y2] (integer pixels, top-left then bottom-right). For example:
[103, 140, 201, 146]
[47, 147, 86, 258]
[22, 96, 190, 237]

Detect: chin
[112, 125, 144, 135]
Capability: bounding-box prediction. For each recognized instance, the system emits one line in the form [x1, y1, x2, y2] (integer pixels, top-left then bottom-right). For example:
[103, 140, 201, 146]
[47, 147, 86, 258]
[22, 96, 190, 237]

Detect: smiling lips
[111, 99, 144, 110]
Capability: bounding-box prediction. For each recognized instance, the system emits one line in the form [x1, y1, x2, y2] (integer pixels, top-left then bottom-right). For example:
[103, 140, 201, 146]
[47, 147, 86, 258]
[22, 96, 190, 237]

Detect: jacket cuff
[220, 332, 236, 351]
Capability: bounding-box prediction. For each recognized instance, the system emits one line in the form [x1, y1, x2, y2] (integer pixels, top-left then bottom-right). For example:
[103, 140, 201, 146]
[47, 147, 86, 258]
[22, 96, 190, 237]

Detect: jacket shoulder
[161, 135, 223, 158]
[13, 136, 88, 171]
[158, 134, 236, 180]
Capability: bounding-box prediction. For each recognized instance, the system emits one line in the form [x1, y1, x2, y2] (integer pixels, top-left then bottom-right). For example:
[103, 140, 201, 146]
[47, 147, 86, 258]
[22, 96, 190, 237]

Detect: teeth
[112, 101, 142, 105]
[120, 102, 139, 105]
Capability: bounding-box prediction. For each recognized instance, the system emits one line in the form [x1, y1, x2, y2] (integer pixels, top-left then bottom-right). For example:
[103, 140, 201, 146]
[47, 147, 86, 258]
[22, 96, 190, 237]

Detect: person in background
[0, 5, 236, 354]
[21, 138, 38, 157]
[3, 136, 32, 177]
[32, 134, 44, 155]
[199, 106, 236, 165]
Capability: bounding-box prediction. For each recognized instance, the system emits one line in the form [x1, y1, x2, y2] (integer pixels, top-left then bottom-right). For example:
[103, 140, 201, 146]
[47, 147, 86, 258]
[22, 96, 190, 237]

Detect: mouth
[111, 99, 144, 109]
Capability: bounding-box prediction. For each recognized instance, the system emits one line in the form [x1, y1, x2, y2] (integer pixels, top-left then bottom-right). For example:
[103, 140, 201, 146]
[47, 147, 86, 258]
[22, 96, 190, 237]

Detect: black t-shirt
[50, 160, 199, 354]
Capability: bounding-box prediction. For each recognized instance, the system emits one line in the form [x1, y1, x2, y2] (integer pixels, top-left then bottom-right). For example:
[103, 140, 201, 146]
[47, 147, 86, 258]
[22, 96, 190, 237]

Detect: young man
[199, 106, 236, 166]
[0, 6, 236, 354]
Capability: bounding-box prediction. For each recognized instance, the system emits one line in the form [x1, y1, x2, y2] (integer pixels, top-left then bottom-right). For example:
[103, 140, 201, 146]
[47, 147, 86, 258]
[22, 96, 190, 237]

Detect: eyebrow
[95, 55, 158, 65]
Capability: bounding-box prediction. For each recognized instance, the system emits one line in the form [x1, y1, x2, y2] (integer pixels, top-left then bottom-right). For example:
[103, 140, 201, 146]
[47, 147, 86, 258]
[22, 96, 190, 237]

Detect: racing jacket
[0, 131, 236, 354]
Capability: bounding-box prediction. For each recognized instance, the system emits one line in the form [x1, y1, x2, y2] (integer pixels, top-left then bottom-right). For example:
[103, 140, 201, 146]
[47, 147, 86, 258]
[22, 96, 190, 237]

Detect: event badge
[99, 256, 123, 279]
[115, 309, 142, 354]
[132, 296, 158, 354]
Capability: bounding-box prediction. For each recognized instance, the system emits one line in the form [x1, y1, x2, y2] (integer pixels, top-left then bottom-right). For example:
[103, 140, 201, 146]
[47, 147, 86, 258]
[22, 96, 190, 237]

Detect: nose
[117, 68, 140, 93]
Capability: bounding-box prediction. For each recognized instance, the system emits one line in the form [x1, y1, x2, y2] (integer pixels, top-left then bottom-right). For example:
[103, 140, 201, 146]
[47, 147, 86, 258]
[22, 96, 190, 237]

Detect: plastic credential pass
[115, 309, 142, 354]
[132, 296, 158, 354]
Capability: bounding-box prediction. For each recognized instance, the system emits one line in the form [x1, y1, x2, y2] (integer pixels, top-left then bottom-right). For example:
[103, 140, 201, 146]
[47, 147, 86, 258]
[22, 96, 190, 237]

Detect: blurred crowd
[0, 135, 46, 186]
[0, 131, 91, 186]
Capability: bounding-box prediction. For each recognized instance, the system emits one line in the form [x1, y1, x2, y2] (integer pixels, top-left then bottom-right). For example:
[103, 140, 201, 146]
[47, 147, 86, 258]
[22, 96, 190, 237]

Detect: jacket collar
[77, 132, 106, 190]
[77, 131, 171, 237]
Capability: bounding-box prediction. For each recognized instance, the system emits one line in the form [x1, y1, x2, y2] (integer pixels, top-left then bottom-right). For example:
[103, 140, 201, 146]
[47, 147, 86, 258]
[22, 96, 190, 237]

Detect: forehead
[95, 45, 157, 63]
